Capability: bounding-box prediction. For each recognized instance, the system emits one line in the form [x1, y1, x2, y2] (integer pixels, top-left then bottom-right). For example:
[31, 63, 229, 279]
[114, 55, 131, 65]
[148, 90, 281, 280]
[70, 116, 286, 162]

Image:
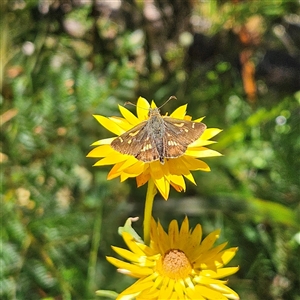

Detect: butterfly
[111, 97, 206, 164]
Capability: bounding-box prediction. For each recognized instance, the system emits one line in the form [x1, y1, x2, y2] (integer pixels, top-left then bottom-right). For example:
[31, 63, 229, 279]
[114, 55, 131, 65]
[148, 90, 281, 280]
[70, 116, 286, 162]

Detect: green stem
[86, 200, 103, 298]
[143, 178, 157, 245]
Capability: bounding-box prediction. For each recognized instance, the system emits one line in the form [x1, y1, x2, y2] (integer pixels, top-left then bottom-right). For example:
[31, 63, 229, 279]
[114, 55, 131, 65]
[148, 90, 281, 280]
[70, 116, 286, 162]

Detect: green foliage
[1, 0, 299, 299]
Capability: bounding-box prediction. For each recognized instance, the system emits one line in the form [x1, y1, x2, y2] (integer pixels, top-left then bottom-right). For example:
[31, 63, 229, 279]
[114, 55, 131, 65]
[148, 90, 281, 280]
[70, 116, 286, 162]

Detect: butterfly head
[148, 107, 161, 118]
[147, 95, 177, 118]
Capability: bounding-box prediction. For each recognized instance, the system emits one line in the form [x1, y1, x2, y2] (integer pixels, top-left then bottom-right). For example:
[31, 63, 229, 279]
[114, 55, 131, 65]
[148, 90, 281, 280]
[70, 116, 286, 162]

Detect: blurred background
[1, 0, 300, 299]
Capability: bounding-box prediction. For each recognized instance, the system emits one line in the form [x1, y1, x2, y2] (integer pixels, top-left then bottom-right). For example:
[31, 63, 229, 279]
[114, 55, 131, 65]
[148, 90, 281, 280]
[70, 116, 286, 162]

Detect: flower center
[161, 249, 192, 279]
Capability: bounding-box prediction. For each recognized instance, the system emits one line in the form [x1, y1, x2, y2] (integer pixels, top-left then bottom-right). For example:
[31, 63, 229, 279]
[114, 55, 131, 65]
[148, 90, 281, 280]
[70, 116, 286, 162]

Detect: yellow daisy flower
[87, 97, 222, 200]
[106, 217, 239, 300]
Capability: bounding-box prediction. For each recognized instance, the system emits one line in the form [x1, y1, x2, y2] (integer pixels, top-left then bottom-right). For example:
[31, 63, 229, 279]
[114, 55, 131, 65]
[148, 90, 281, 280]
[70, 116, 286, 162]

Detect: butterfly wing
[111, 121, 160, 162]
[163, 117, 206, 159]
[111, 115, 206, 163]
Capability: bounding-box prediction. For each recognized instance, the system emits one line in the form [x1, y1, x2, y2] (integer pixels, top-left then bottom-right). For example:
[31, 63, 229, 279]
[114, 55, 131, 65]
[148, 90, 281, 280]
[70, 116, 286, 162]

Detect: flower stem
[143, 178, 157, 245]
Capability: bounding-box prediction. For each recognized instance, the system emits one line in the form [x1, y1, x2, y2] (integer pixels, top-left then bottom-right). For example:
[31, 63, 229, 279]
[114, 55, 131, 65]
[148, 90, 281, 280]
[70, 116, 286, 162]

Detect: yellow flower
[87, 97, 222, 200]
[106, 217, 239, 300]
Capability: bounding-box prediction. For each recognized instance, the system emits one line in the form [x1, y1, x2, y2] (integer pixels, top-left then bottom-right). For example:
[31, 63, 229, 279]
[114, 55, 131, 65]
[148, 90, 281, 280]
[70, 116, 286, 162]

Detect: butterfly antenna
[124, 95, 177, 110]
[158, 95, 177, 109]
[124, 101, 151, 111]
[124, 101, 136, 107]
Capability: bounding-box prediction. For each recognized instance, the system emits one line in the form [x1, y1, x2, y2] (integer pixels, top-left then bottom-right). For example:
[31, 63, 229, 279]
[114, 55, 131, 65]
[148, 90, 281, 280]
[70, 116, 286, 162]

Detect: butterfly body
[111, 107, 206, 164]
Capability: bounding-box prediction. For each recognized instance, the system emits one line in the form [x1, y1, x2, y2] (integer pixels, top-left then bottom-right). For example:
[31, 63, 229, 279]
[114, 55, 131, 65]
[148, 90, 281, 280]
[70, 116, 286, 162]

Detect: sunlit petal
[87, 145, 114, 158]
[119, 105, 140, 126]
[136, 172, 151, 187]
[202, 128, 223, 139]
[169, 104, 187, 119]
[182, 156, 211, 171]
[91, 137, 115, 146]
[93, 153, 127, 166]
[185, 147, 223, 158]
[137, 96, 150, 120]
[93, 115, 124, 135]
[183, 172, 196, 185]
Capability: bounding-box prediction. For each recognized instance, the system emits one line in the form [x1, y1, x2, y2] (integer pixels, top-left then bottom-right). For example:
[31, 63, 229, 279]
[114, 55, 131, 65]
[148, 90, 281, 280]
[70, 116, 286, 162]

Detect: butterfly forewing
[111, 121, 148, 156]
[111, 120, 161, 162]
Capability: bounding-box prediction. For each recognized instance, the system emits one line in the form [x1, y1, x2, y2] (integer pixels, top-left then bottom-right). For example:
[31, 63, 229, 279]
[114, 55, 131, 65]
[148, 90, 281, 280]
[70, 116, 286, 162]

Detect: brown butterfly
[111, 97, 206, 164]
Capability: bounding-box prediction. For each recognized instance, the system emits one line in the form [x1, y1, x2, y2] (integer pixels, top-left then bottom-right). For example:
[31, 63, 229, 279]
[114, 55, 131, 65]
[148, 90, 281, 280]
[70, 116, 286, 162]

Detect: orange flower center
[161, 249, 192, 279]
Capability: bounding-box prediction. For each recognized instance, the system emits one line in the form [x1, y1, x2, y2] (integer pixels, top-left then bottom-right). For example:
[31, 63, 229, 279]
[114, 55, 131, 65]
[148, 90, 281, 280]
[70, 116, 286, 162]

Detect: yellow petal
[168, 220, 179, 249]
[138, 285, 159, 299]
[150, 100, 158, 109]
[169, 174, 186, 191]
[157, 221, 171, 253]
[149, 161, 164, 179]
[118, 292, 139, 300]
[193, 117, 205, 122]
[169, 104, 187, 119]
[136, 97, 150, 120]
[158, 277, 171, 299]
[189, 138, 217, 147]
[109, 158, 137, 173]
[118, 158, 144, 174]
[111, 246, 155, 268]
[121, 167, 145, 180]
[136, 172, 150, 187]
[109, 116, 132, 131]
[167, 158, 190, 176]
[107, 162, 125, 179]
[149, 162, 170, 200]
[185, 147, 222, 158]
[93, 152, 127, 166]
[201, 267, 239, 279]
[121, 172, 138, 182]
[150, 219, 160, 253]
[209, 283, 240, 299]
[86, 145, 114, 158]
[159, 277, 174, 299]
[182, 156, 211, 171]
[111, 246, 141, 263]
[170, 182, 184, 192]
[186, 287, 206, 300]
[194, 276, 227, 285]
[186, 224, 202, 257]
[196, 285, 228, 299]
[91, 137, 115, 146]
[183, 172, 196, 185]
[219, 247, 239, 266]
[122, 232, 147, 257]
[153, 176, 170, 200]
[106, 256, 152, 277]
[179, 217, 189, 249]
[93, 115, 124, 135]
[199, 229, 221, 252]
[195, 242, 228, 265]
[201, 128, 222, 140]
[153, 274, 164, 290]
[119, 105, 140, 126]
[118, 278, 153, 296]
[174, 280, 185, 299]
